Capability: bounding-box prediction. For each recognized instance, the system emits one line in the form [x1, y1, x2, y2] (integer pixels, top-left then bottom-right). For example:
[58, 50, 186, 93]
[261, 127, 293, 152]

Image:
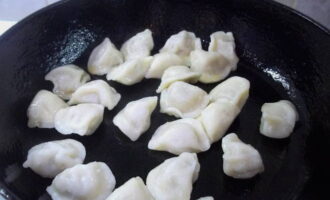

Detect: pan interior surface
[0, 0, 329, 199]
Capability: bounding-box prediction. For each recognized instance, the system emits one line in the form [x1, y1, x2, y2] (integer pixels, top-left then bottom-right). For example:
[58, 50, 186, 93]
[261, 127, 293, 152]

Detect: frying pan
[0, 0, 329, 199]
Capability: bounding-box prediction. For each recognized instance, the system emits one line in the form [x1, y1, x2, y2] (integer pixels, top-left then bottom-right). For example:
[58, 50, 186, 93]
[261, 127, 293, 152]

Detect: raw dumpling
[190, 50, 231, 83]
[222, 133, 264, 179]
[160, 81, 209, 118]
[113, 97, 158, 141]
[54, 104, 104, 136]
[260, 100, 298, 139]
[106, 56, 153, 85]
[197, 197, 214, 200]
[159, 30, 202, 64]
[208, 31, 239, 70]
[27, 90, 68, 128]
[146, 153, 200, 200]
[45, 65, 91, 100]
[23, 139, 85, 178]
[88, 38, 124, 75]
[148, 118, 210, 155]
[156, 65, 201, 93]
[47, 162, 116, 200]
[120, 29, 154, 60]
[209, 76, 250, 110]
[106, 177, 154, 200]
[198, 99, 240, 143]
[69, 80, 121, 110]
[145, 52, 185, 79]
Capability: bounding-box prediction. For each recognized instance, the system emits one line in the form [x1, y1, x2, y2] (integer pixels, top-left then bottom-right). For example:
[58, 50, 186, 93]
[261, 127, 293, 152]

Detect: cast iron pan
[0, 0, 329, 199]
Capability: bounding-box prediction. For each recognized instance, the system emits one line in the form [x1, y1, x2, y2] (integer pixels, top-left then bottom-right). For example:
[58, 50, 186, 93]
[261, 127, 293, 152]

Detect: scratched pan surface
[0, 0, 329, 199]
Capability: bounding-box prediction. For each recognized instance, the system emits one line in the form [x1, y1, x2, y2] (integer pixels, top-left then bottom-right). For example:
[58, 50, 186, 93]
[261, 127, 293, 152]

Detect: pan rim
[0, 0, 329, 42]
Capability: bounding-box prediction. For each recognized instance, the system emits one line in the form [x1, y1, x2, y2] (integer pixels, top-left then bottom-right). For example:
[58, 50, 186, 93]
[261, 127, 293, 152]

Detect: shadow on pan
[0, 0, 329, 199]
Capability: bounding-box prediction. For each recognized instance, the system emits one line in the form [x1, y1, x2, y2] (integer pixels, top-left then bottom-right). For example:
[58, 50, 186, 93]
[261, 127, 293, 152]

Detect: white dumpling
[198, 99, 240, 143]
[197, 197, 214, 200]
[68, 80, 121, 110]
[156, 65, 201, 93]
[208, 31, 239, 70]
[27, 90, 68, 128]
[113, 97, 158, 141]
[54, 104, 104, 136]
[160, 81, 209, 118]
[145, 52, 185, 79]
[23, 139, 85, 178]
[146, 153, 200, 200]
[159, 30, 202, 64]
[209, 76, 250, 110]
[45, 65, 91, 100]
[106, 177, 154, 200]
[222, 133, 264, 179]
[260, 100, 298, 139]
[190, 50, 231, 83]
[120, 29, 154, 60]
[47, 162, 116, 200]
[88, 38, 124, 75]
[148, 118, 210, 155]
[107, 56, 153, 85]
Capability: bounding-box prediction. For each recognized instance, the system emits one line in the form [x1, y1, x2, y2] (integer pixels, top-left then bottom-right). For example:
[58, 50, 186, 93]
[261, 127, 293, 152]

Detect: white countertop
[0, 21, 16, 35]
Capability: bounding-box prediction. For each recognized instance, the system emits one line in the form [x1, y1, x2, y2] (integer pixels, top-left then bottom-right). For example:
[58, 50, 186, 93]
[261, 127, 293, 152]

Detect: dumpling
[146, 153, 200, 200]
[23, 139, 85, 178]
[27, 90, 68, 128]
[198, 99, 240, 143]
[113, 97, 158, 141]
[68, 80, 121, 110]
[47, 162, 116, 200]
[197, 197, 214, 200]
[190, 50, 231, 83]
[106, 56, 153, 85]
[148, 118, 210, 155]
[222, 133, 264, 179]
[159, 30, 202, 64]
[145, 52, 185, 79]
[160, 81, 209, 118]
[54, 104, 104, 136]
[156, 65, 200, 93]
[209, 76, 250, 110]
[208, 31, 239, 70]
[45, 65, 91, 100]
[260, 100, 298, 139]
[106, 177, 154, 200]
[87, 38, 124, 75]
[120, 29, 154, 60]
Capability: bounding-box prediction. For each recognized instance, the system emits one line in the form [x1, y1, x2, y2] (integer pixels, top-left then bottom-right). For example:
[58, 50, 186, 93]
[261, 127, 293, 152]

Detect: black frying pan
[0, 0, 329, 199]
